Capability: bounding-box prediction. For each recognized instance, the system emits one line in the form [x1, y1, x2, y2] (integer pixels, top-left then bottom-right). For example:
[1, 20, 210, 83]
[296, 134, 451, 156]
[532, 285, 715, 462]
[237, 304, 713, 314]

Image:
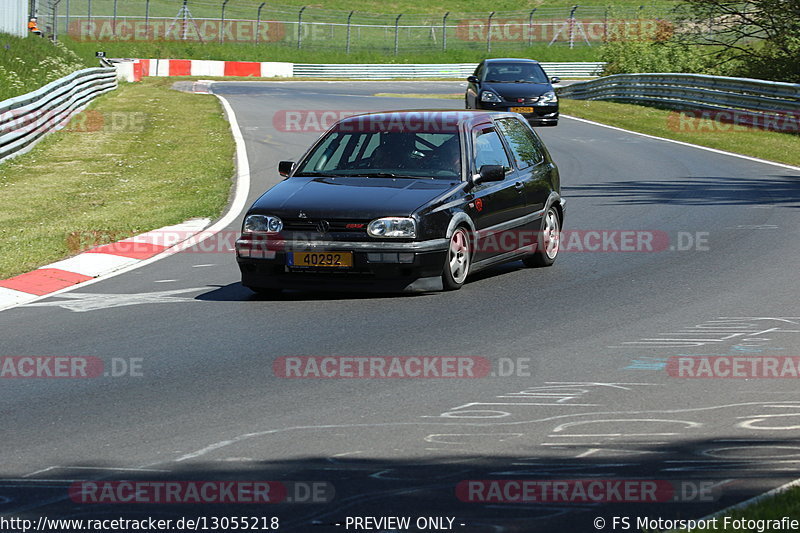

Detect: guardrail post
[256, 2, 266, 45]
[394, 14, 402, 55]
[486, 11, 495, 53]
[568, 5, 577, 49]
[442, 12, 449, 51]
[145, 0, 150, 39]
[527, 8, 536, 47]
[220, 0, 229, 43]
[297, 6, 306, 49]
[346, 10, 354, 54]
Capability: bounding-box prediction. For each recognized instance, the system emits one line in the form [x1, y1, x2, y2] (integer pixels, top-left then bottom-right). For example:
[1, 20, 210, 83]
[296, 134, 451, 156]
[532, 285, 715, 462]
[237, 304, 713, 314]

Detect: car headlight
[480, 91, 502, 103]
[243, 214, 283, 233]
[367, 217, 416, 239]
[539, 91, 558, 104]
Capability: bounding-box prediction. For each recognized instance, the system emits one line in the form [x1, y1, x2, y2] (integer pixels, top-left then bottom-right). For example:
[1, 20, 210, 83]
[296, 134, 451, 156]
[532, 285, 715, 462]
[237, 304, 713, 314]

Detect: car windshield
[294, 130, 462, 179]
[483, 62, 549, 83]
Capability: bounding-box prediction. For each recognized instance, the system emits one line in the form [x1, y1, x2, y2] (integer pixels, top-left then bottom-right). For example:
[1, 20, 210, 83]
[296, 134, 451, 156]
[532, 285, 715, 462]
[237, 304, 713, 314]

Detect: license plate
[289, 251, 353, 268]
[510, 106, 534, 113]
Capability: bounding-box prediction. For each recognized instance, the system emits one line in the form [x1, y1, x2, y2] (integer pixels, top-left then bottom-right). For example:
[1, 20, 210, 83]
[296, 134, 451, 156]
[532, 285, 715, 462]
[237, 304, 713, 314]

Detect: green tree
[675, 0, 800, 81]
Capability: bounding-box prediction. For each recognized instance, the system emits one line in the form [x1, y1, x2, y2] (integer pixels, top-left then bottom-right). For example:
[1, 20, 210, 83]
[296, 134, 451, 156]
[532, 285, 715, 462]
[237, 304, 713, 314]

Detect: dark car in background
[465, 58, 560, 126]
[236, 110, 564, 294]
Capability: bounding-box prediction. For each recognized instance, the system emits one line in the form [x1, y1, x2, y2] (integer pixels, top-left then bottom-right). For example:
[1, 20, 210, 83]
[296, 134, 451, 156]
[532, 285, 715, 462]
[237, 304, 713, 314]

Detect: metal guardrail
[0, 68, 118, 163]
[293, 62, 606, 79]
[558, 73, 800, 130]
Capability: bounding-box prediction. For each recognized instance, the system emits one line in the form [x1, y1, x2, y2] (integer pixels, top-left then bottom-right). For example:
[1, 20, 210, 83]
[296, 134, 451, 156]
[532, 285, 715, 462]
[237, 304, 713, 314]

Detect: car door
[468, 124, 529, 263]
[495, 117, 553, 220]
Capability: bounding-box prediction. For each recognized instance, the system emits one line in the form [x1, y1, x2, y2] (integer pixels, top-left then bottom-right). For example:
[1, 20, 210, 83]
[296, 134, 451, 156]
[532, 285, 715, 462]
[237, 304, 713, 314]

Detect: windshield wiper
[346, 172, 420, 179]
[293, 171, 339, 177]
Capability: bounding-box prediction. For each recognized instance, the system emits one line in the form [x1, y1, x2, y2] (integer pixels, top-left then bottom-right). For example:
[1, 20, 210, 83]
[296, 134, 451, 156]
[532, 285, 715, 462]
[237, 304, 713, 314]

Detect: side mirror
[467, 75, 479, 84]
[550, 76, 561, 84]
[278, 160, 295, 177]
[471, 165, 506, 186]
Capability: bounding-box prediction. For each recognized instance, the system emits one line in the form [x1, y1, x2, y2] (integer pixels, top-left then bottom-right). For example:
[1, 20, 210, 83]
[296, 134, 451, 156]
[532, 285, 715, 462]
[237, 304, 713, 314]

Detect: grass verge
[0, 77, 234, 279]
[0, 33, 92, 101]
[64, 38, 603, 65]
[60, 0, 677, 16]
[560, 99, 800, 167]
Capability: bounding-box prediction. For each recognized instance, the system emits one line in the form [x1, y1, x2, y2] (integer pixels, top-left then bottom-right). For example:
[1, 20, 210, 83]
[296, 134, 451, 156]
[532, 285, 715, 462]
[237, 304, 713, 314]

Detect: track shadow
[195, 283, 428, 302]
[5, 435, 800, 532]
[564, 175, 800, 207]
[196, 261, 532, 303]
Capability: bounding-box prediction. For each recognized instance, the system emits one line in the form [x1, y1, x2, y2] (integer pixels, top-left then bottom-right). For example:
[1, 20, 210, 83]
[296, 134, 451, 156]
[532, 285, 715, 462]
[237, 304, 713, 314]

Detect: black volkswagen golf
[236, 110, 564, 294]
[465, 58, 560, 126]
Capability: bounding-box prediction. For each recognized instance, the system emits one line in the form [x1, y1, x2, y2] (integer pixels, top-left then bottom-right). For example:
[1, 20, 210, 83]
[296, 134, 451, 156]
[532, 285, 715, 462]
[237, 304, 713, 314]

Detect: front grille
[281, 218, 369, 234]
[505, 97, 540, 104]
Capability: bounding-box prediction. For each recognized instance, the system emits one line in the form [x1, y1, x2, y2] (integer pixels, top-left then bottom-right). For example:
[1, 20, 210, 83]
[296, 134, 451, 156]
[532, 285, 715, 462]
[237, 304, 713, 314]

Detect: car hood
[482, 82, 553, 99]
[248, 176, 459, 219]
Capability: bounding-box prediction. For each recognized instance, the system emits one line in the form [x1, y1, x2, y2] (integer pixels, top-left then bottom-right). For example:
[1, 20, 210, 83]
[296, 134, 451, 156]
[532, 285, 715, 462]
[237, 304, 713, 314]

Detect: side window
[473, 62, 483, 77]
[473, 128, 511, 172]
[496, 118, 544, 169]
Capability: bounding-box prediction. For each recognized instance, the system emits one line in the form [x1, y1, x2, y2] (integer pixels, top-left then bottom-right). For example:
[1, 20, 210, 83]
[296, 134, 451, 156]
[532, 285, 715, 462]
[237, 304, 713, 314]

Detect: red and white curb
[0, 218, 210, 310]
[115, 59, 293, 82]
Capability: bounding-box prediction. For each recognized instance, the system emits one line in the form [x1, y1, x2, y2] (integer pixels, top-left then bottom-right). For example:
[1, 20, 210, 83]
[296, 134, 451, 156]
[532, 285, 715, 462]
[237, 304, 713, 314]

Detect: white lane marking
[24, 288, 206, 312]
[172, 401, 800, 462]
[562, 114, 800, 172]
[154, 279, 177, 283]
[0, 90, 251, 311]
[192, 264, 215, 268]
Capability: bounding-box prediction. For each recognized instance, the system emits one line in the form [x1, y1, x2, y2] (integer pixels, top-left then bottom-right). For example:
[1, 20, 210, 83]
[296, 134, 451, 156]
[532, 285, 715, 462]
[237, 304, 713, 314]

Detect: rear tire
[523, 206, 560, 268]
[442, 227, 471, 290]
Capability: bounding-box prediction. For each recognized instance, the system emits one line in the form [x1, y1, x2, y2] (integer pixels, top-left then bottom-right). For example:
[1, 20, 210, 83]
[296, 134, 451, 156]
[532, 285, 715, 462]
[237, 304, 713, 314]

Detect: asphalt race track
[2, 81, 800, 532]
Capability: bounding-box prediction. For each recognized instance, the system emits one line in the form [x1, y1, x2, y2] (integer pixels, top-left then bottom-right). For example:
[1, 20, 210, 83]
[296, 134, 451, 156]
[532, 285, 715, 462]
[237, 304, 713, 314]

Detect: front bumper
[476, 102, 559, 125]
[236, 236, 449, 293]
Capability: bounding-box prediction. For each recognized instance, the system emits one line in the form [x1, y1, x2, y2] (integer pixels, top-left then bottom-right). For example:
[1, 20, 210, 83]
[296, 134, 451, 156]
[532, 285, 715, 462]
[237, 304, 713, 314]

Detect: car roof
[484, 58, 541, 64]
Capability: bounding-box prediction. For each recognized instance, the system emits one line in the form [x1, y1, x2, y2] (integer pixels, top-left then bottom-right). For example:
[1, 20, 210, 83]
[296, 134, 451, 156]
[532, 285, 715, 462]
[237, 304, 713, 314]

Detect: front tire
[523, 206, 560, 268]
[442, 227, 471, 290]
